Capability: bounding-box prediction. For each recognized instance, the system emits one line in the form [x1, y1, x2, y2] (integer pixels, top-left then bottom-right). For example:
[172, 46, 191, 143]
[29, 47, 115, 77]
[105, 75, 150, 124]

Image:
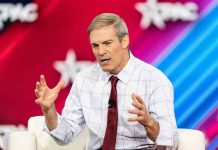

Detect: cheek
[92, 50, 98, 58]
[111, 54, 121, 67]
[113, 49, 123, 60]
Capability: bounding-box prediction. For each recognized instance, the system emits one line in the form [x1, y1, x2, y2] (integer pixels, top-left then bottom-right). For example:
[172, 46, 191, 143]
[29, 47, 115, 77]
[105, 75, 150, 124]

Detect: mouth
[99, 58, 111, 65]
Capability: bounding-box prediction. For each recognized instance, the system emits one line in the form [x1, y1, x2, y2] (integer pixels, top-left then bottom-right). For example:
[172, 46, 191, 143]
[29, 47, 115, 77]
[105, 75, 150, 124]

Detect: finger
[36, 81, 40, 91]
[131, 93, 144, 104]
[131, 93, 140, 107]
[131, 93, 141, 103]
[128, 116, 142, 122]
[54, 80, 65, 91]
[40, 75, 46, 86]
[133, 93, 144, 104]
[131, 93, 136, 101]
[35, 98, 42, 105]
[35, 98, 39, 104]
[35, 89, 44, 99]
[134, 94, 150, 114]
[132, 101, 143, 110]
[34, 89, 39, 98]
[128, 109, 143, 116]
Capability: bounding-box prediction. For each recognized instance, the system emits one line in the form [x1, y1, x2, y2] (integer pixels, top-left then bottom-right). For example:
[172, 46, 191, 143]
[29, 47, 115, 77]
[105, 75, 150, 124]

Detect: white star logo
[53, 49, 94, 87]
[135, 0, 198, 29]
[135, 0, 165, 29]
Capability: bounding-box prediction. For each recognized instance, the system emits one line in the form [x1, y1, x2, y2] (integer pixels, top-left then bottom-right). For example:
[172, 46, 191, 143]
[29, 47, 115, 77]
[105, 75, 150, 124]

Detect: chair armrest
[26, 116, 88, 150]
[33, 129, 88, 150]
[33, 130, 76, 150]
[7, 131, 37, 150]
[177, 128, 205, 150]
[7, 130, 87, 150]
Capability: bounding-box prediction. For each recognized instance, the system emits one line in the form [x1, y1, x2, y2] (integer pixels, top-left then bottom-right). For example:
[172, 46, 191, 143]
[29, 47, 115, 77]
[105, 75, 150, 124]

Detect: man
[35, 13, 177, 150]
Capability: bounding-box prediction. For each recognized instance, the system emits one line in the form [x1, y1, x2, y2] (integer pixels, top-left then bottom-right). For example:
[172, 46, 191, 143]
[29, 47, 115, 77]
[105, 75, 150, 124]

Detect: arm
[148, 83, 177, 147]
[36, 75, 86, 144]
[35, 75, 64, 131]
[128, 93, 159, 142]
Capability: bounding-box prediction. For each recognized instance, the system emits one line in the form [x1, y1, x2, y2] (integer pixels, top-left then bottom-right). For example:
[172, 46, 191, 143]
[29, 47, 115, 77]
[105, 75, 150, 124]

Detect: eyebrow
[91, 39, 113, 45]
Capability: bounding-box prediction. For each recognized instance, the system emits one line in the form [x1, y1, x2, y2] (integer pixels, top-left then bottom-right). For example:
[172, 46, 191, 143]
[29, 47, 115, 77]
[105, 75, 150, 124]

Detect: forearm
[144, 117, 159, 142]
[43, 104, 58, 131]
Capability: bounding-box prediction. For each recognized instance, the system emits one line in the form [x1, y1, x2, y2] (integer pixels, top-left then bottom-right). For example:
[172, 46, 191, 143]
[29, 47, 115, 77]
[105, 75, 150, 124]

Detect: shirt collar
[98, 52, 136, 85]
[117, 53, 136, 84]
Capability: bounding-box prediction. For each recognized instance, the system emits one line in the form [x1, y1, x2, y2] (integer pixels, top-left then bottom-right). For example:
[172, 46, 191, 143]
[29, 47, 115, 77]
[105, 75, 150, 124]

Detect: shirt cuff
[42, 114, 68, 142]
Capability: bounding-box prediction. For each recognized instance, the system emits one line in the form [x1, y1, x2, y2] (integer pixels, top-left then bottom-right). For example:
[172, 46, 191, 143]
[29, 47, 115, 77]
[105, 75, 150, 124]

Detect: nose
[98, 44, 106, 56]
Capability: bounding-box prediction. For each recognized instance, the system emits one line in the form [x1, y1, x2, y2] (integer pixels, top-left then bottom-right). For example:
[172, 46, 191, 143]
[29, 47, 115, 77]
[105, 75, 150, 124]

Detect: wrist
[143, 116, 155, 128]
[143, 117, 159, 142]
[42, 103, 56, 115]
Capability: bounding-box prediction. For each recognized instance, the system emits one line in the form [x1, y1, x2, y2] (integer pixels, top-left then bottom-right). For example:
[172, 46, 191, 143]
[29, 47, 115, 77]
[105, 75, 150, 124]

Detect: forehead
[89, 25, 118, 43]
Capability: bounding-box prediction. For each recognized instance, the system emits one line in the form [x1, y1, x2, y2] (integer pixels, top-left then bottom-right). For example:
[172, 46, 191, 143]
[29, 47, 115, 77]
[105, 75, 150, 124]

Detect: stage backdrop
[0, 0, 217, 149]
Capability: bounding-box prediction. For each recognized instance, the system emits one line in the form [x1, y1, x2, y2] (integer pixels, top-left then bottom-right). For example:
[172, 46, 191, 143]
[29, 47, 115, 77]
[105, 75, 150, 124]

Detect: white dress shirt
[44, 54, 178, 149]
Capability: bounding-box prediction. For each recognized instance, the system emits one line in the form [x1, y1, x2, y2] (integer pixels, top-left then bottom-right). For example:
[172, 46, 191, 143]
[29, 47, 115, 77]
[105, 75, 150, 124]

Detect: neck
[110, 49, 130, 74]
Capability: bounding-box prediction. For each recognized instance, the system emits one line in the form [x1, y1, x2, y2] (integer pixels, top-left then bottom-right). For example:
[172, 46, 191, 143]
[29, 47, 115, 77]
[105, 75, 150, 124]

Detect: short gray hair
[87, 13, 129, 41]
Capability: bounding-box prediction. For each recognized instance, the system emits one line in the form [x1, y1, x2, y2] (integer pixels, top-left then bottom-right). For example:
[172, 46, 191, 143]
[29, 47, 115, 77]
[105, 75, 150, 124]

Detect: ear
[121, 35, 129, 49]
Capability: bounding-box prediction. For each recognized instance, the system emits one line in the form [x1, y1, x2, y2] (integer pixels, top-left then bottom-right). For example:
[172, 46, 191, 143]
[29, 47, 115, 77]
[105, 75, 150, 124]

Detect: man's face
[90, 25, 129, 74]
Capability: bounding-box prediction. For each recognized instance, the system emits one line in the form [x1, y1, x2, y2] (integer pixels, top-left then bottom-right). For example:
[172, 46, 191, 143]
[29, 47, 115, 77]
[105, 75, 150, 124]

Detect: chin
[102, 68, 110, 72]
[100, 66, 112, 72]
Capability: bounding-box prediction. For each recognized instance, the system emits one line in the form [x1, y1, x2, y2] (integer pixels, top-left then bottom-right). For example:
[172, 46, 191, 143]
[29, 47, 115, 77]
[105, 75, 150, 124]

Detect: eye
[92, 44, 99, 48]
[105, 41, 112, 46]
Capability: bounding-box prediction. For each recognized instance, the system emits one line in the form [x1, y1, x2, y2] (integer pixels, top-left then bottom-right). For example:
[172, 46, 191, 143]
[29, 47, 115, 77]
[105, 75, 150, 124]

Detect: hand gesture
[128, 93, 152, 126]
[34, 75, 64, 112]
[128, 93, 159, 141]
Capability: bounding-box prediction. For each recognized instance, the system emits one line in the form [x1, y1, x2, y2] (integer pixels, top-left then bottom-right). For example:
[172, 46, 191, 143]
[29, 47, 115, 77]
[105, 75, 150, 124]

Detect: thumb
[54, 80, 65, 91]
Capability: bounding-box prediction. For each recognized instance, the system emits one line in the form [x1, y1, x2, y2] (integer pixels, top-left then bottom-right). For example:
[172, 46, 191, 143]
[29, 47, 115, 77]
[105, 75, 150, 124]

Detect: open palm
[35, 75, 64, 111]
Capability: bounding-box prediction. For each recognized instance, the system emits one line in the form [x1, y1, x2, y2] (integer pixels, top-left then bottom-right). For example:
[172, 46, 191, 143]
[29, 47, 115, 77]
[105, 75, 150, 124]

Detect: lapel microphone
[108, 99, 114, 108]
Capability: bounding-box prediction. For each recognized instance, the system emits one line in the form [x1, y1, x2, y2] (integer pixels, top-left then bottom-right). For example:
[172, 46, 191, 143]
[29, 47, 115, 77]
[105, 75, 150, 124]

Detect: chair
[7, 116, 206, 150]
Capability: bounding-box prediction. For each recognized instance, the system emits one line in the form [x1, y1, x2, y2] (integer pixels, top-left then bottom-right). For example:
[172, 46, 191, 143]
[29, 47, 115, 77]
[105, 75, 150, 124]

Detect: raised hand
[128, 93, 152, 126]
[128, 93, 159, 141]
[34, 75, 64, 112]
